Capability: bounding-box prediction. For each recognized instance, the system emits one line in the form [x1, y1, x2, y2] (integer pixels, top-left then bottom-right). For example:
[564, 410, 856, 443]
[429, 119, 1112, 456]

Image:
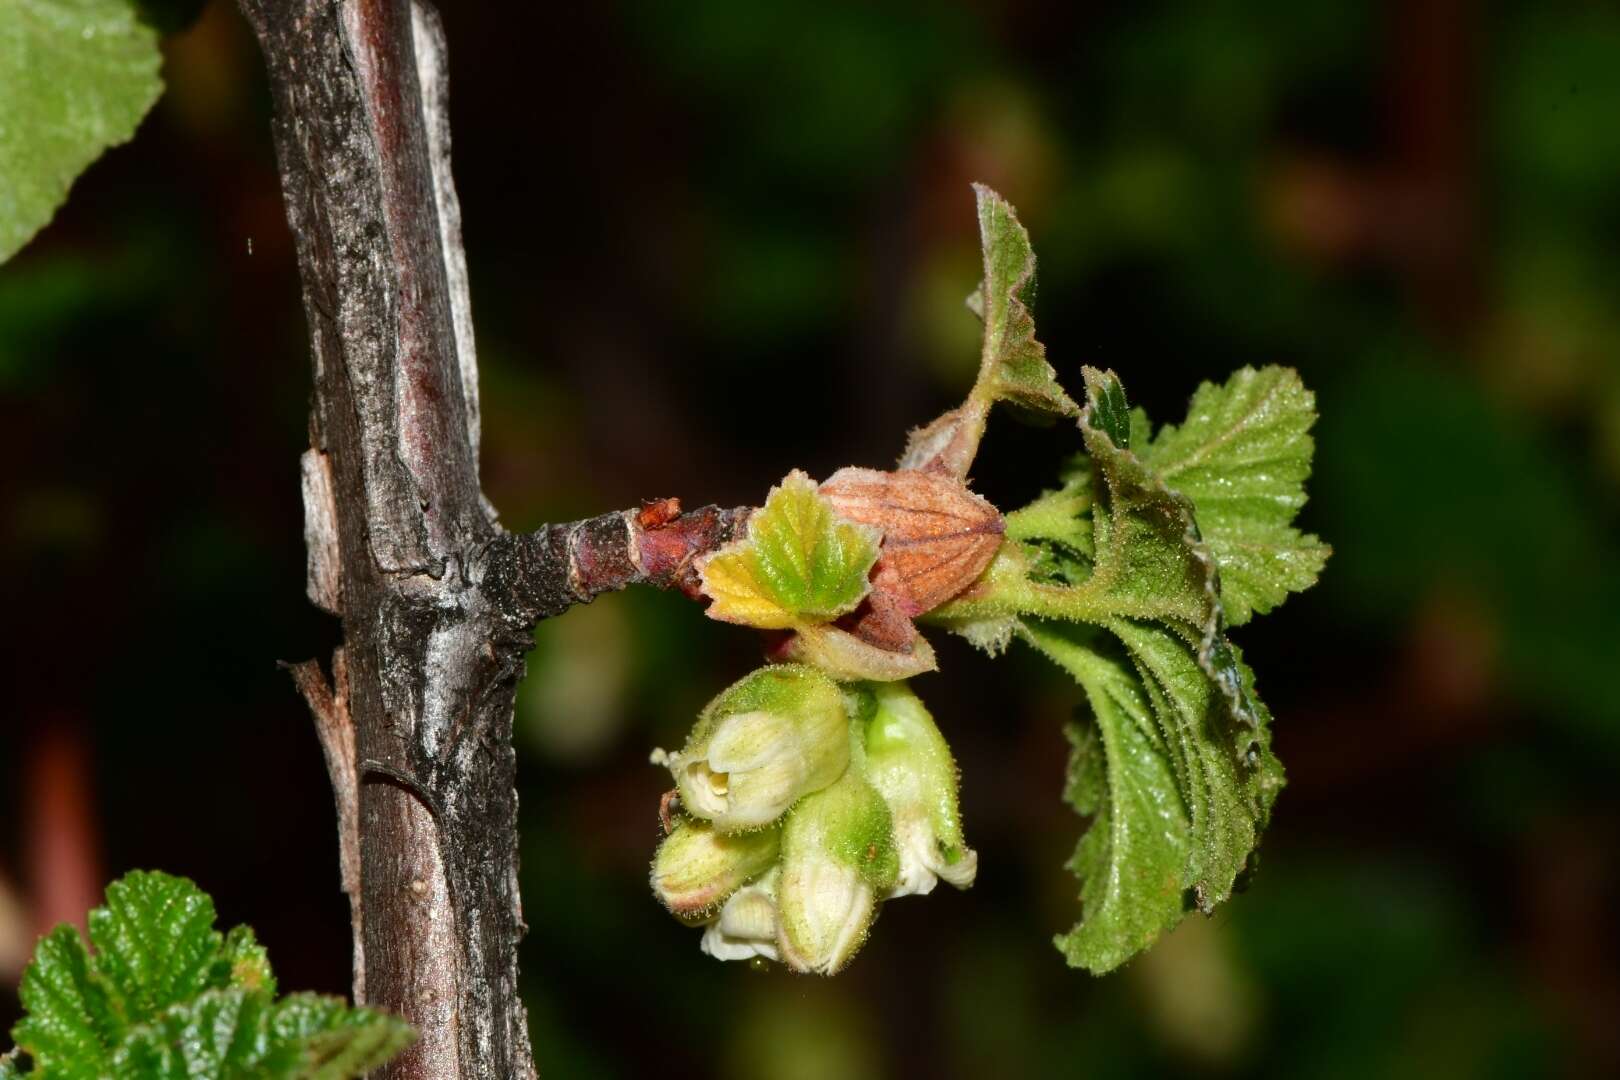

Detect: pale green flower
[671, 664, 849, 831]
[861, 682, 977, 898]
[775, 768, 898, 974]
[651, 817, 780, 918]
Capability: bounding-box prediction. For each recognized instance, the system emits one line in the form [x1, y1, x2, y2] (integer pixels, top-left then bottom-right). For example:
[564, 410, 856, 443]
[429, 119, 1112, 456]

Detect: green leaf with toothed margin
[930, 368, 1292, 973]
[697, 470, 882, 629]
[5, 871, 413, 1078]
[1022, 620, 1191, 974]
[266, 994, 417, 1080]
[87, 869, 226, 1030]
[12, 925, 117, 1079]
[968, 184, 1079, 419]
[1139, 365, 1331, 625]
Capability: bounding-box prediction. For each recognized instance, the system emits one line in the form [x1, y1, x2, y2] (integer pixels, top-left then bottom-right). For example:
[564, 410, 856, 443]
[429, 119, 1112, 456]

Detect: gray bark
[241, 8, 746, 1075]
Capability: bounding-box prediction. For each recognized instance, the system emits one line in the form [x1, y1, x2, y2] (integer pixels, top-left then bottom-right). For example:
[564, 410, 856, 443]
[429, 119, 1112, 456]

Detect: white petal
[701, 875, 781, 963]
[888, 818, 977, 899]
[707, 710, 795, 772]
[724, 756, 802, 829]
[678, 758, 731, 819]
[701, 922, 780, 962]
[936, 846, 978, 888]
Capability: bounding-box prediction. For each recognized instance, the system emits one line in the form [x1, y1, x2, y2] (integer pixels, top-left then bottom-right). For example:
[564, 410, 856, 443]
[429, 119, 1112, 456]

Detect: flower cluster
[651, 664, 975, 974]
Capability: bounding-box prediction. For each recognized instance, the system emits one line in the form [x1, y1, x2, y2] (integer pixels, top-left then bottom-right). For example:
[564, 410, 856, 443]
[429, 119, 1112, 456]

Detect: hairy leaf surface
[930, 365, 1296, 972]
[1141, 366, 1330, 624]
[1022, 620, 1190, 973]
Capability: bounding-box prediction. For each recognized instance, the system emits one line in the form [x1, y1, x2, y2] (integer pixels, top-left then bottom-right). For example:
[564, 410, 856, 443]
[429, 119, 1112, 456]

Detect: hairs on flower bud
[860, 682, 978, 898]
[775, 768, 899, 975]
[670, 664, 850, 832]
[652, 817, 780, 919]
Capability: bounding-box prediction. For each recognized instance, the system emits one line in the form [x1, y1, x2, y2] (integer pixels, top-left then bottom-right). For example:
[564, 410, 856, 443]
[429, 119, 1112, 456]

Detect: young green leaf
[698, 470, 882, 629]
[928, 366, 1293, 972]
[1070, 367, 1213, 630]
[899, 184, 1077, 477]
[1109, 619, 1275, 913]
[12, 925, 118, 1079]
[1021, 620, 1191, 974]
[221, 924, 276, 997]
[970, 184, 1078, 420]
[1086, 371, 1133, 449]
[5, 871, 413, 1079]
[0, 0, 165, 262]
[1140, 366, 1330, 624]
[266, 994, 417, 1080]
[88, 868, 226, 1031]
[1070, 371, 1284, 920]
[109, 988, 271, 1077]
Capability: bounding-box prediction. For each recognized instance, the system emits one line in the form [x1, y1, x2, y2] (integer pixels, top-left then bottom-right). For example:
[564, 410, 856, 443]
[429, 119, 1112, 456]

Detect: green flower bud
[651, 818, 780, 919]
[862, 681, 977, 897]
[776, 767, 899, 974]
[671, 664, 849, 832]
[701, 867, 781, 962]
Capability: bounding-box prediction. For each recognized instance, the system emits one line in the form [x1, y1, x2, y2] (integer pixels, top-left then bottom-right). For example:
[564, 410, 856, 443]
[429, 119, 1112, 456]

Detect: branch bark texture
[239, 3, 748, 1076]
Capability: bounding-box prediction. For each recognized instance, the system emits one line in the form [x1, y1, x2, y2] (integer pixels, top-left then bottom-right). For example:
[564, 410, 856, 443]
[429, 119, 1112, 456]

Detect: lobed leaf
[266, 995, 416, 1080]
[0, 0, 165, 262]
[12, 926, 117, 1079]
[698, 470, 881, 629]
[1109, 619, 1274, 912]
[898, 185, 1078, 477]
[5, 871, 412, 1079]
[109, 988, 271, 1077]
[221, 924, 276, 997]
[929, 367, 1295, 972]
[1140, 366, 1330, 624]
[88, 869, 225, 1030]
[1070, 367, 1212, 631]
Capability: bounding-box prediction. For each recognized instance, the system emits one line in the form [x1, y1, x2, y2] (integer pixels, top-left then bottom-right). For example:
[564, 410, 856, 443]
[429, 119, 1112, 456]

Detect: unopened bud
[651, 818, 780, 918]
[776, 768, 899, 974]
[670, 664, 850, 831]
[862, 682, 977, 897]
[819, 466, 1004, 617]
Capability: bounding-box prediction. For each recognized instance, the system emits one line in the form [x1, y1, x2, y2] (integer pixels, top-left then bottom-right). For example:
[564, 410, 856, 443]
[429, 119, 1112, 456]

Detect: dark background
[4, 1, 1620, 1076]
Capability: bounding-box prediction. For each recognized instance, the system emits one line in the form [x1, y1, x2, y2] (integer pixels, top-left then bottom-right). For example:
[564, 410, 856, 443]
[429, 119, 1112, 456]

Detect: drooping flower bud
[860, 681, 977, 897]
[776, 767, 899, 974]
[670, 664, 849, 832]
[701, 867, 781, 962]
[651, 817, 781, 919]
